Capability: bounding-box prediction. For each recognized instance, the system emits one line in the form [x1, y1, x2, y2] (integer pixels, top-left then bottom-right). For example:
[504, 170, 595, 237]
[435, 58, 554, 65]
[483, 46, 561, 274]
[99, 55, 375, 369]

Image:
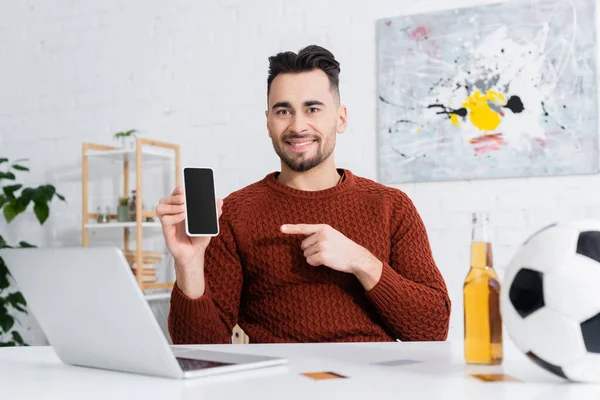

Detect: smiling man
[161, 45, 451, 344]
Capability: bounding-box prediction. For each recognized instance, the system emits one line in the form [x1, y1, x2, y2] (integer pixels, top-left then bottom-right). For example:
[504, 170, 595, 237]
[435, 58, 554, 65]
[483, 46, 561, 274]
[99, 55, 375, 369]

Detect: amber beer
[463, 212, 503, 365]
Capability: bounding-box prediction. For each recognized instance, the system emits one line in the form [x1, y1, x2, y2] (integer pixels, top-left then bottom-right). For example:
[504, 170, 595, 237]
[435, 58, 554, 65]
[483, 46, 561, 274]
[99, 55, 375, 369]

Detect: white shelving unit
[84, 147, 174, 161]
[82, 138, 180, 298]
[84, 222, 162, 229]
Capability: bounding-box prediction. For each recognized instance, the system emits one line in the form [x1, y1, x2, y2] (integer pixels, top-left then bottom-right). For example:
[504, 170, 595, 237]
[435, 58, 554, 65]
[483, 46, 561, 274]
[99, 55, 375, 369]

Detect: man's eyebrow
[271, 100, 326, 109]
[304, 100, 325, 107]
[272, 101, 291, 109]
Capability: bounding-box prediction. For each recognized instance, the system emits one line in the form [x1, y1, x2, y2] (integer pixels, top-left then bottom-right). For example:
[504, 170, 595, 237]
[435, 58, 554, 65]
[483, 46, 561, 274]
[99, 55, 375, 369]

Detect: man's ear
[337, 105, 348, 134]
[265, 109, 271, 138]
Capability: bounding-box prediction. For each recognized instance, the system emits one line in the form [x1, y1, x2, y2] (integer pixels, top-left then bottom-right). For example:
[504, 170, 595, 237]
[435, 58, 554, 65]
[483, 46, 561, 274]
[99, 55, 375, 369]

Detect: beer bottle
[464, 212, 503, 365]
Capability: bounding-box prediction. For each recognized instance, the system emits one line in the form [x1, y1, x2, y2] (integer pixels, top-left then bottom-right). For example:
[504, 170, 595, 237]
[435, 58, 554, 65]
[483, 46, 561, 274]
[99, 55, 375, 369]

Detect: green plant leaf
[31, 187, 46, 204]
[17, 188, 34, 211]
[114, 129, 137, 138]
[0, 158, 8, 164]
[18, 241, 36, 248]
[3, 184, 22, 193]
[0, 172, 15, 180]
[10, 165, 29, 172]
[33, 202, 49, 224]
[0, 194, 7, 209]
[0, 342, 16, 347]
[3, 184, 22, 200]
[15, 195, 31, 213]
[20, 188, 34, 201]
[40, 185, 56, 202]
[0, 235, 6, 248]
[0, 274, 9, 290]
[0, 314, 15, 332]
[11, 331, 24, 345]
[7, 292, 26, 308]
[55, 192, 66, 202]
[0, 255, 8, 276]
[0, 264, 10, 286]
[12, 304, 26, 313]
[3, 204, 17, 223]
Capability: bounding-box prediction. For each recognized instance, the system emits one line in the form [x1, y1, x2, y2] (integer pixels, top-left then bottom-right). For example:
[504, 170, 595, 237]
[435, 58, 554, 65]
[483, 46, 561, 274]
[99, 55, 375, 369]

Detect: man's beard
[271, 131, 336, 173]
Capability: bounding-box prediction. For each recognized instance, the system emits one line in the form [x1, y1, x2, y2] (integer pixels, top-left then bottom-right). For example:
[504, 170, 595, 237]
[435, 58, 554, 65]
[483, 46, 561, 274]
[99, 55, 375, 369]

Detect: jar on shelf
[117, 196, 129, 222]
[128, 190, 137, 221]
[143, 203, 154, 222]
[96, 206, 108, 224]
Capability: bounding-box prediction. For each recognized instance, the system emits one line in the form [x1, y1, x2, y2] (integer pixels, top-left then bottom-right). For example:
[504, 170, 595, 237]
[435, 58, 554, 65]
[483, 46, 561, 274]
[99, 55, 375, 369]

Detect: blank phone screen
[183, 168, 218, 235]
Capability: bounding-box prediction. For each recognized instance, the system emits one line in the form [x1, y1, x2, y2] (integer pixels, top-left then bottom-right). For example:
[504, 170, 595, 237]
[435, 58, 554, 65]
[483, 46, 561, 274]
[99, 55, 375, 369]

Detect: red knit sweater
[168, 169, 451, 343]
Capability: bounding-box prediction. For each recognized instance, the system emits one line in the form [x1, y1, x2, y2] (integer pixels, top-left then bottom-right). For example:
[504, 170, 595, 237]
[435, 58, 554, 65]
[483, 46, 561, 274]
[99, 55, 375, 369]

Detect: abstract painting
[377, 0, 598, 183]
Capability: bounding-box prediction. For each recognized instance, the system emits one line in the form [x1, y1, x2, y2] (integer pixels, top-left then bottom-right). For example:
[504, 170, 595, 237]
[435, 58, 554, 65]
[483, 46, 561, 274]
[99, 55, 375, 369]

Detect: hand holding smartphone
[182, 167, 220, 237]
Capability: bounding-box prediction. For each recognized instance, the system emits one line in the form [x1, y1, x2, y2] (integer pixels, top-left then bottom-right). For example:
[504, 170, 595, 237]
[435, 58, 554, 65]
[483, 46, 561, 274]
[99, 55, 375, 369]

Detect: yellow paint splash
[462, 90, 506, 133]
[450, 114, 460, 127]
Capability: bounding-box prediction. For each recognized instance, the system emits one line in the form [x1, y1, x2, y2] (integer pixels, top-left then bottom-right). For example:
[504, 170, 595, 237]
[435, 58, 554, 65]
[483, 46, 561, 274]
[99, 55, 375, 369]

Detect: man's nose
[289, 113, 309, 134]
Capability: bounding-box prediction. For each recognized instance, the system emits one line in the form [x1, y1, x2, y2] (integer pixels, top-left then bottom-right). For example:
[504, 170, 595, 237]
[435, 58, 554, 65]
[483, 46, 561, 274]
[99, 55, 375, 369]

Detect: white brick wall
[2, 0, 600, 345]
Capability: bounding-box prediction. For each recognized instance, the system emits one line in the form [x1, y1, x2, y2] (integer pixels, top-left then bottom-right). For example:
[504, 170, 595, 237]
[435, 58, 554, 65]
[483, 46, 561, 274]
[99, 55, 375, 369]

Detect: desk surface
[1, 340, 598, 399]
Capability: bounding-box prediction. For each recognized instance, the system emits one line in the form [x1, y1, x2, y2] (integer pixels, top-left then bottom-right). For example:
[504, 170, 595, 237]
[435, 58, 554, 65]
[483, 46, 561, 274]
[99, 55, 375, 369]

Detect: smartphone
[182, 167, 219, 237]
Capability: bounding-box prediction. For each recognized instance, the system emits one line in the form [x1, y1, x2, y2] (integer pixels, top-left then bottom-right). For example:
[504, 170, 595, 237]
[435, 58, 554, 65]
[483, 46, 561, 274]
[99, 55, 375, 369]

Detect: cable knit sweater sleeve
[168, 213, 243, 344]
[364, 192, 451, 341]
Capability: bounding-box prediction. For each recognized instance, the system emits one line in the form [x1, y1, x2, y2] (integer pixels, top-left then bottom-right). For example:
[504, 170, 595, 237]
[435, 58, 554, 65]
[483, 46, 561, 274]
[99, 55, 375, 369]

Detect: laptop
[0, 246, 287, 379]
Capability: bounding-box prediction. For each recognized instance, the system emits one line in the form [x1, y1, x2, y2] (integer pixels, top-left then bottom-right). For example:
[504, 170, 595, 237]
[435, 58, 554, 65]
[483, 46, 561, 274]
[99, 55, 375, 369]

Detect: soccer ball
[501, 220, 600, 382]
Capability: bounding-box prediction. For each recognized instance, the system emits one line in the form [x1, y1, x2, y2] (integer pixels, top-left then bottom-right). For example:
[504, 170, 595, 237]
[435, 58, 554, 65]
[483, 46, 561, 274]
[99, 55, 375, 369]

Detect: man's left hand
[280, 224, 383, 289]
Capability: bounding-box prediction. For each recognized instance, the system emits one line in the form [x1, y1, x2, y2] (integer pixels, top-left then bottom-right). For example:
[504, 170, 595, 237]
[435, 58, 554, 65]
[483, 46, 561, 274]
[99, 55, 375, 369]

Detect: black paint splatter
[504, 96, 524, 113]
[428, 104, 467, 119]
[453, 108, 467, 117]
[391, 147, 409, 158]
[541, 101, 549, 116]
[379, 95, 414, 110]
[428, 78, 444, 93]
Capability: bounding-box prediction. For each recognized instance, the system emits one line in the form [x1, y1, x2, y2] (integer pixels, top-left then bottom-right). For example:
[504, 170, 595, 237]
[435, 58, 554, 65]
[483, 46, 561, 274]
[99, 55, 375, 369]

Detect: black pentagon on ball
[509, 268, 544, 318]
[577, 231, 600, 263]
[581, 313, 600, 353]
[526, 351, 568, 379]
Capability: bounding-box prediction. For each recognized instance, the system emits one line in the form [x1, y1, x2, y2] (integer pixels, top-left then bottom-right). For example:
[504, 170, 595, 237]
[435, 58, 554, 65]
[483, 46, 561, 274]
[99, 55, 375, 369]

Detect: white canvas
[377, 0, 598, 183]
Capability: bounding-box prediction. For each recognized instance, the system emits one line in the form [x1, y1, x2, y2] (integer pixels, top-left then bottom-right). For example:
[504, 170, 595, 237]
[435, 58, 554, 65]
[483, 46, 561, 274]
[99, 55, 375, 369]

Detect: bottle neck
[472, 223, 490, 243]
[471, 213, 493, 269]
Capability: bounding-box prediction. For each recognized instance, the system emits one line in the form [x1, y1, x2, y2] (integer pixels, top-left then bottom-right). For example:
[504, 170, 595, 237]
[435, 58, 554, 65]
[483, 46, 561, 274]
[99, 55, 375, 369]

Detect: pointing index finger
[280, 224, 323, 235]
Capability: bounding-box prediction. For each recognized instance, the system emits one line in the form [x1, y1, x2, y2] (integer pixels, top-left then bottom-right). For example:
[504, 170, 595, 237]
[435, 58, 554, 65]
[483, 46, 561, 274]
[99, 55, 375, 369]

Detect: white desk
[1, 340, 598, 399]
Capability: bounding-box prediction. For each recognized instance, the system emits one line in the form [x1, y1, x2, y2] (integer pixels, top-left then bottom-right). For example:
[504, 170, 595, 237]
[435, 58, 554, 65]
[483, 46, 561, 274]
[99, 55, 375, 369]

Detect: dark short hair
[267, 44, 341, 99]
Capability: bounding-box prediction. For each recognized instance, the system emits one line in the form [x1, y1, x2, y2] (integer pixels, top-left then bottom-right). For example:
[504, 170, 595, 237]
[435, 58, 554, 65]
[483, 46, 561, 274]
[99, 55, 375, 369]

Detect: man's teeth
[290, 141, 313, 147]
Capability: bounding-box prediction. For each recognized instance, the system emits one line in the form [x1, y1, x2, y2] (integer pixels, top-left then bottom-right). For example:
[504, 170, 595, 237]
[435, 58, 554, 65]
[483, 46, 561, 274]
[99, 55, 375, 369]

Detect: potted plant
[0, 157, 66, 346]
[117, 196, 129, 222]
[113, 129, 138, 149]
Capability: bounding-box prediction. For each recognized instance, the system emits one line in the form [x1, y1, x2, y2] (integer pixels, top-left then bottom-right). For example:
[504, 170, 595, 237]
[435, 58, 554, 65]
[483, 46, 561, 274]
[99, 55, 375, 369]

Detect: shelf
[84, 147, 174, 161]
[84, 222, 162, 229]
[144, 291, 171, 301]
[143, 282, 174, 290]
[88, 211, 156, 220]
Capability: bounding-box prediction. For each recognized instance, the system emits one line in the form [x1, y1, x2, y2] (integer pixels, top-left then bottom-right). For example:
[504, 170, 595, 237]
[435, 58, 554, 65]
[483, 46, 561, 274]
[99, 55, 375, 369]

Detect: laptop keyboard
[176, 357, 233, 371]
